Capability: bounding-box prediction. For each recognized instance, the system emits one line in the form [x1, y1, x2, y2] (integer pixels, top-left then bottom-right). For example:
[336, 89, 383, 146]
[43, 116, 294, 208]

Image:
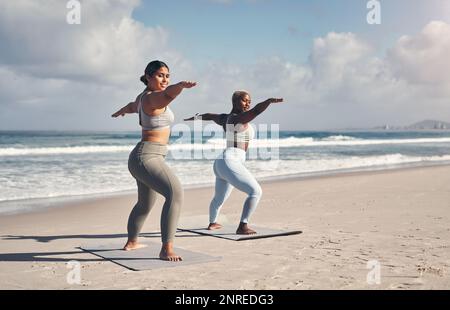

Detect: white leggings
[209, 147, 262, 224]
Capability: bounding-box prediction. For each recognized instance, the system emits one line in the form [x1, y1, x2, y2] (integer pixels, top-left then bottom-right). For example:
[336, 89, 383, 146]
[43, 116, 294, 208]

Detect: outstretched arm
[111, 96, 140, 118]
[229, 98, 283, 125]
[184, 113, 227, 126]
[143, 81, 197, 110]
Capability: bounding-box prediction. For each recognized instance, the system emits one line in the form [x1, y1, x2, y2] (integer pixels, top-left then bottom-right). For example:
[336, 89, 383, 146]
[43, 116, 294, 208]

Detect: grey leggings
[127, 142, 183, 243]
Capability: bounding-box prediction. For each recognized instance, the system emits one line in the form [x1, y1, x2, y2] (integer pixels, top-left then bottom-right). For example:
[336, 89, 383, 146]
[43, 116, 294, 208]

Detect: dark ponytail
[140, 60, 169, 86]
[140, 75, 148, 85]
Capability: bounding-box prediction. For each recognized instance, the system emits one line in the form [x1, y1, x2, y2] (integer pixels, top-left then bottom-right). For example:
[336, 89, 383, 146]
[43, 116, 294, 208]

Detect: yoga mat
[80, 241, 221, 271]
[178, 224, 302, 241]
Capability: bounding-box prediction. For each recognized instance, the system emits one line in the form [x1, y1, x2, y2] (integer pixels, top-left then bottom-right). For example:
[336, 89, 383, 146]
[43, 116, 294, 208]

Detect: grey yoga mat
[80, 241, 221, 271]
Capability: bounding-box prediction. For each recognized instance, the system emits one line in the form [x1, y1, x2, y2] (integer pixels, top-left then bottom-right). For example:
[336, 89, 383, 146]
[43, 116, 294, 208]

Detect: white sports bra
[225, 113, 255, 147]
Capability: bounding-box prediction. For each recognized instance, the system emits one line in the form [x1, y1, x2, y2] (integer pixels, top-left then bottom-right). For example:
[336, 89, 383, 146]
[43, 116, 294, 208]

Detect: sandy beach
[0, 165, 449, 290]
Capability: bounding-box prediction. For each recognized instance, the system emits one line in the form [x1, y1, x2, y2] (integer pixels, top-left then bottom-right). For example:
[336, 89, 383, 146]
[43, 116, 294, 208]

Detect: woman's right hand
[178, 81, 197, 88]
[266, 98, 284, 104]
[111, 101, 135, 117]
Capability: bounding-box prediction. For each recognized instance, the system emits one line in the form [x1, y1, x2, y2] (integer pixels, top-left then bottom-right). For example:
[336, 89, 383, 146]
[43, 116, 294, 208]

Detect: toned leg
[208, 160, 233, 229]
[124, 180, 157, 250]
[220, 156, 262, 235]
[134, 156, 183, 261]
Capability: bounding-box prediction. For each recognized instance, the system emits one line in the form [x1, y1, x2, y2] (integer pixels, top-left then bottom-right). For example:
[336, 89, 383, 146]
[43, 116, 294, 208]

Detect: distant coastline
[331, 120, 450, 132]
[373, 119, 450, 131]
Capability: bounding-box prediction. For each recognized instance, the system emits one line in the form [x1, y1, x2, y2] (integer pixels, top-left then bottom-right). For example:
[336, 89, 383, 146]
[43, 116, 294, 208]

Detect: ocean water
[1, 130, 450, 214]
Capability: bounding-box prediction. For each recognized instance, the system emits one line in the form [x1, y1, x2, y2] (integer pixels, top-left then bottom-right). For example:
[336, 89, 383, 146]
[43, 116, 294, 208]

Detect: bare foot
[159, 242, 182, 262]
[207, 222, 223, 230]
[123, 239, 147, 251]
[236, 222, 257, 235]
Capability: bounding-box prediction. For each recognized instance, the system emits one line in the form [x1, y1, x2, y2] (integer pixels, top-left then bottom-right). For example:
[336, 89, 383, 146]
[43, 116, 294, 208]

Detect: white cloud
[387, 21, 450, 86]
[310, 32, 371, 86]
[0, 0, 192, 130]
[0, 1, 449, 130]
[0, 0, 186, 84]
[191, 24, 450, 129]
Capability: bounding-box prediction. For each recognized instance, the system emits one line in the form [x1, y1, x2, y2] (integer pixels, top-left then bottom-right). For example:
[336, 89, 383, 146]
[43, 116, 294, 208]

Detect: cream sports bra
[137, 91, 174, 130]
[225, 113, 255, 147]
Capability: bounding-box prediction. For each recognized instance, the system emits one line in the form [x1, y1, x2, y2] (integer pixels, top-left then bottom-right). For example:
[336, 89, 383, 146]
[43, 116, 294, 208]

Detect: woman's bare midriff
[141, 128, 171, 144]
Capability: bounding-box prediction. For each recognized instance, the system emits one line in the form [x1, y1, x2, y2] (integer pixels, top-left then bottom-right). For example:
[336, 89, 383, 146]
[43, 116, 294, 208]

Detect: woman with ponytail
[112, 60, 196, 261]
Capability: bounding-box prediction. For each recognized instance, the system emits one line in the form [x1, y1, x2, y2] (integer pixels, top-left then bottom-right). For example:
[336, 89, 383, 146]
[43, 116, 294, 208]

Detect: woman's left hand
[178, 81, 197, 89]
[266, 98, 284, 104]
[111, 108, 126, 117]
[183, 113, 200, 121]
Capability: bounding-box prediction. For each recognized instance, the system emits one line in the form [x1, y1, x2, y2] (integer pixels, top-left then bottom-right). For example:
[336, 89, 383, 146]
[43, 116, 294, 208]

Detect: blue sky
[132, 0, 449, 64]
[0, 0, 449, 130]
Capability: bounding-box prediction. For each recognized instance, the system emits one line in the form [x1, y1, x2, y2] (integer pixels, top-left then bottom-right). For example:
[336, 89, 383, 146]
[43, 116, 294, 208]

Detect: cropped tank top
[137, 91, 174, 131]
[225, 113, 255, 147]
